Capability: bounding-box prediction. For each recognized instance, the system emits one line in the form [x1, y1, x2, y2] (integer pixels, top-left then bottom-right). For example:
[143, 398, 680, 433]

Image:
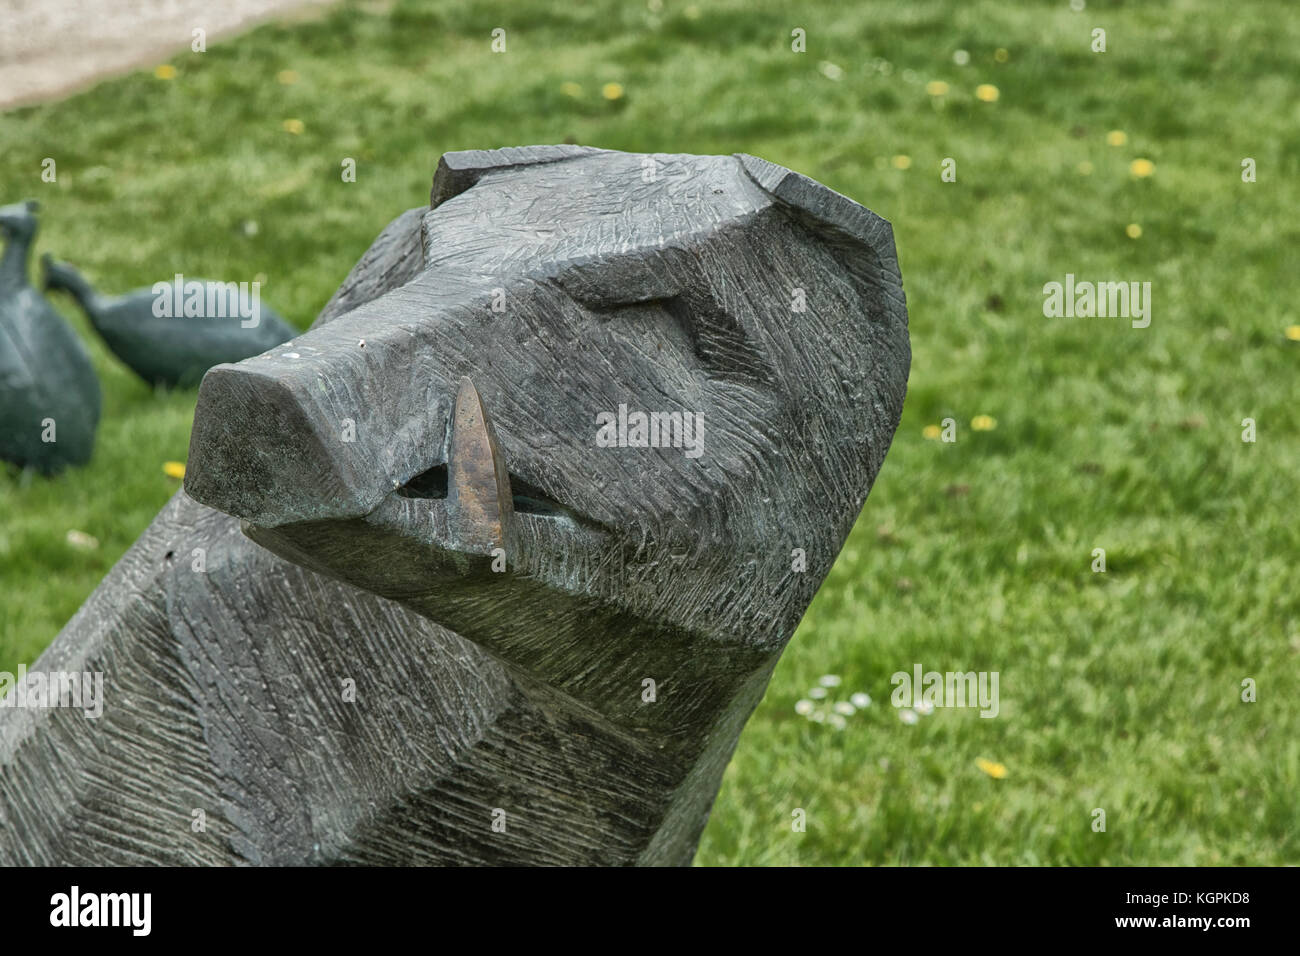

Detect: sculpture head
[40, 255, 96, 306]
[185, 147, 908, 734]
[0, 199, 39, 247]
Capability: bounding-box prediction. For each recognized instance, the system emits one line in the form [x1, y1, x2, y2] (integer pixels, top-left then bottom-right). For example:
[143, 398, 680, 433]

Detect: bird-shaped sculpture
[42, 256, 296, 388]
[0, 200, 101, 473]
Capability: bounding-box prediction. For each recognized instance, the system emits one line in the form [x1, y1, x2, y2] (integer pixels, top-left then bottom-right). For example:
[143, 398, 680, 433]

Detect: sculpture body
[0, 201, 101, 472]
[0, 147, 909, 865]
[42, 257, 296, 387]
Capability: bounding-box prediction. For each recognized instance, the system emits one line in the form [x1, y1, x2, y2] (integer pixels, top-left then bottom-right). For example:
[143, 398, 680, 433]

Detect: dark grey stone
[0, 147, 909, 865]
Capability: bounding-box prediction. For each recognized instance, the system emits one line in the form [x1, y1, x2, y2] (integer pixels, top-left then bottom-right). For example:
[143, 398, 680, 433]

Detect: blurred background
[1, 0, 1297, 864]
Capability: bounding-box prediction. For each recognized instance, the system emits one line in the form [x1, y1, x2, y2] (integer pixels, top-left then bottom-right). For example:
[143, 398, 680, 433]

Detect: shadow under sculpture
[0, 147, 910, 865]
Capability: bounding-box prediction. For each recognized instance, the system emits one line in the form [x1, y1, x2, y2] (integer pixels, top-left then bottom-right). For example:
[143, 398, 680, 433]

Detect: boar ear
[430, 145, 607, 209]
[734, 153, 906, 313]
[315, 147, 608, 330]
[312, 207, 427, 328]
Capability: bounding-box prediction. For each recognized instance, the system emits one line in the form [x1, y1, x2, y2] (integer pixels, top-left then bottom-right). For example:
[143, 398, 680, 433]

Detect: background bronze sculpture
[42, 255, 296, 388]
[0, 200, 101, 472]
[0, 147, 909, 865]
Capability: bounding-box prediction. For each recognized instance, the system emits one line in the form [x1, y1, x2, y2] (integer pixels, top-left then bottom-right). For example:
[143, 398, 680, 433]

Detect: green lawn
[2, 0, 1297, 865]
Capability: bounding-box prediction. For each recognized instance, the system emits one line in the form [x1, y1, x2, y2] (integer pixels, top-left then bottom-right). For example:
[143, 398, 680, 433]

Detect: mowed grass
[2, 0, 1297, 864]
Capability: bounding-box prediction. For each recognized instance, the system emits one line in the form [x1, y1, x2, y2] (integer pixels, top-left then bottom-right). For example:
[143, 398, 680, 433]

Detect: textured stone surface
[0, 200, 101, 472]
[0, 147, 909, 865]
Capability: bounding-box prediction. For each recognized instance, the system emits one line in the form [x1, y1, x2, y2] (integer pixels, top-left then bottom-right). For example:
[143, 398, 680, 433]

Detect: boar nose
[185, 361, 386, 526]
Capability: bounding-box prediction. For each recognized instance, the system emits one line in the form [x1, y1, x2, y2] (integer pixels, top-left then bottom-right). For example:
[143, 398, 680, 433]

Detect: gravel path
[1, 0, 335, 110]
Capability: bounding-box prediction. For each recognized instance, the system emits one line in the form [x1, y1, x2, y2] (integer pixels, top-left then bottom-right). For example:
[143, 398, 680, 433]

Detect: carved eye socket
[554, 254, 773, 389]
[395, 463, 571, 518]
[661, 297, 772, 388]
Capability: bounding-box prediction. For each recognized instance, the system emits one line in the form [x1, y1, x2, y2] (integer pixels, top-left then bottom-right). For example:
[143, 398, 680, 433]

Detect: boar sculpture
[0, 146, 909, 865]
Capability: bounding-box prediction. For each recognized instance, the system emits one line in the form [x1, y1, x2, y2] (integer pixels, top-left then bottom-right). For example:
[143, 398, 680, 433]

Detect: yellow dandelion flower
[282, 118, 305, 135]
[1130, 158, 1155, 177]
[560, 81, 583, 98]
[994, 48, 1009, 63]
[976, 757, 1008, 779]
[925, 80, 949, 96]
[601, 82, 624, 101]
[975, 84, 999, 102]
[1284, 325, 1300, 341]
[163, 461, 186, 479]
[1077, 160, 1094, 175]
[154, 64, 177, 80]
[971, 414, 997, 431]
[891, 154, 912, 170]
[277, 69, 299, 85]
[1126, 223, 1142, 239]
[1106, 130, 1127, 146]
[923, 424, 942, 440]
